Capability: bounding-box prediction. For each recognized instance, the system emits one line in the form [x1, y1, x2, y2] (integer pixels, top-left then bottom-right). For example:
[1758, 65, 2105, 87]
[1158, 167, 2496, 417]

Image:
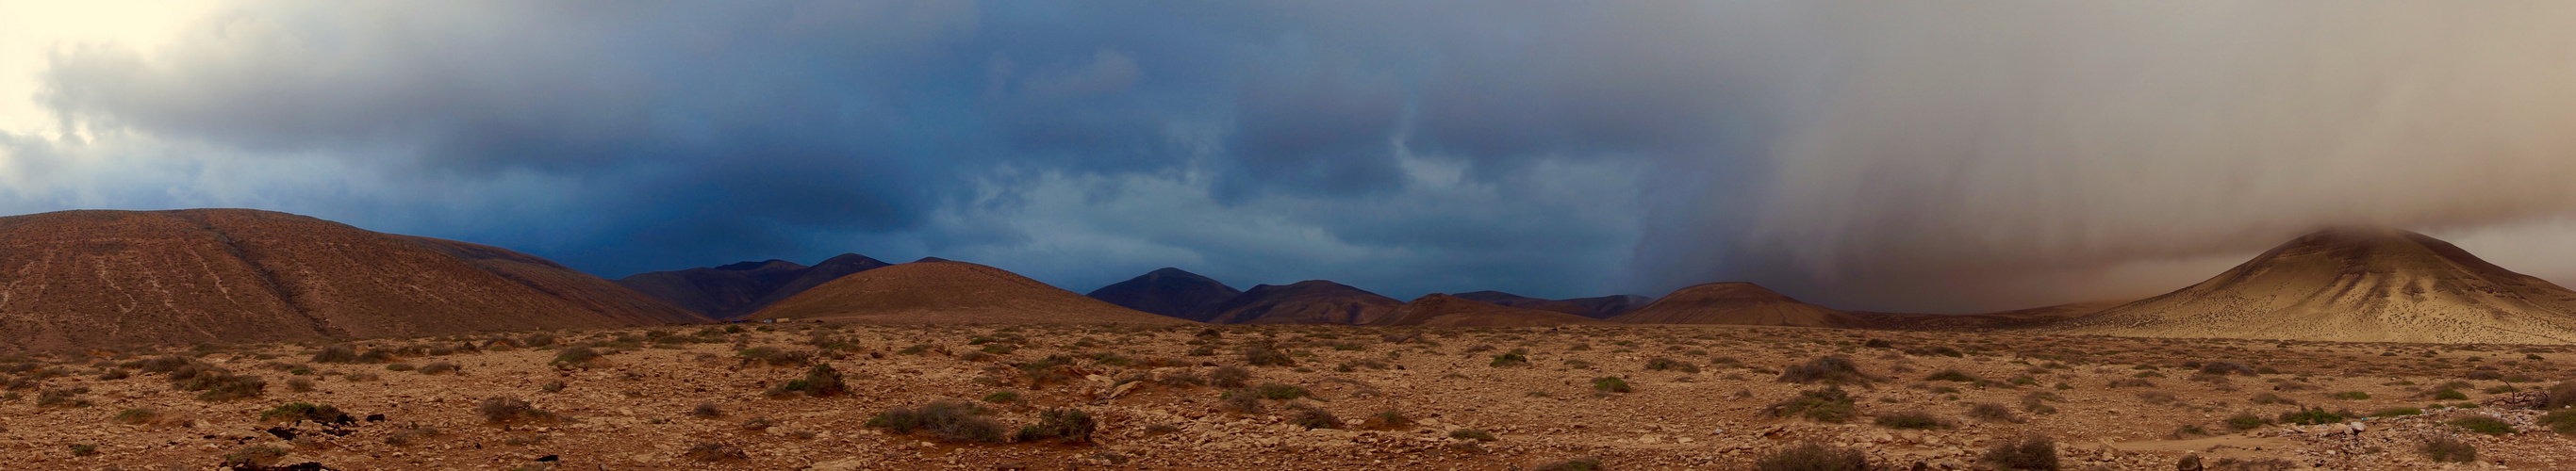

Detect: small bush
[2422, 436, 2476, 463]
[1531, 457, 1603, 471]
[1210, 365, 1252, 389]
[2106, 379, 2155, 388]
[690, 402, 723, 418]
[683, 442, 749, 462]
[1979, 434, 2060, 470]
[2429, 389, 2469, 400]
[113, 408, 160, 425]
[259, 402, 349, 424]
[1924, 370, 1980, 382]
[1361, 410, 1412, 430]
[2544, 381, 2576, 409]
[1966, 402, 2020, 423]
[551, 347, 603, 368]
[310, 345, 359, 364]
[2276, 408, 2344, 426]
[1015, 408, 1097, 443]
[2328, 391, 2370, 400]
[176, 371, 265, 401]
[1755, 441, 1872, 471]
[1777, 356, 1874, 385]
[1287, 404, 1341, 430]
[2225, 413, 2269, 430]
[982, 391, 1019, 403]
[478, 397, 557, 424]
[1233, 382, 1311, 400]
[286, 378, 315, 392]
[2249, 392, 2294, 405]
[383, 425, 440, 446]
[1451, 429, 1497, 441]
[1644, 357, 1699, 373]
[418, 362, 459, 375]
[385, 363, 416, 371]
[2370, 407, 2421, 417]
[1242, 345, 1295, 366]
[865, 401, 1007, 443]
[2538, 408, 2576, 435]
[538, 381, 565, 393]
[1490, 352, 1529, 367]
[1873, 410, 1952, 430]
[1767, 387, 1857, 423]
[1593, 377, 1631, 393]
[2449, 415, 2514, 435]
[36, 387, 91, 408]
[223, 446, 290, 468]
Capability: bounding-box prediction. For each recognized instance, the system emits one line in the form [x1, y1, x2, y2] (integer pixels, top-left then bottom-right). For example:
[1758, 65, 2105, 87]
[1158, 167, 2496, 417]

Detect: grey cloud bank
[11, 1, 2576, 313]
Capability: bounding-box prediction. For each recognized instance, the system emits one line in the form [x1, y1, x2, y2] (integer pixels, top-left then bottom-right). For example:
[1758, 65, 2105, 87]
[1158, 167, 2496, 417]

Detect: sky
[9, 1, 2576, 313]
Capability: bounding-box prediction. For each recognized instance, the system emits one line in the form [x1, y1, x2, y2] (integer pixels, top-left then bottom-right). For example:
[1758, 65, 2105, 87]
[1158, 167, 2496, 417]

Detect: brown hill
[1084, 268, 1243, 321]
[0, 209, 705, 352]
[2050, 228, 2576, 344]
[1202, 280, 1402, 324]
[1371, 294, 1610, 327]
[1852, 300, 2131, 331]
[1608, 283, 1865, 328]
[749, 261, 1194, 325]
[617, 253, 889, 320]
[1452, 291, 1651, 319]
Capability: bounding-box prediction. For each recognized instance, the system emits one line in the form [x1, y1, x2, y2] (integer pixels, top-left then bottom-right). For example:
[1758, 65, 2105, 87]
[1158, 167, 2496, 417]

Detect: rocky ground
[2, 323, 2572, 470]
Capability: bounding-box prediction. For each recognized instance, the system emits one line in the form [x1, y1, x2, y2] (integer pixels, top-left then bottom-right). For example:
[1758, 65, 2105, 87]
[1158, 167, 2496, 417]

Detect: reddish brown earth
[1371, 294, 1610, 327]
[2052, 228, 2576, 344]
[1609, 283, 1867, 328]
[0, 209, 702, 353]
[7, 324, 2572, 470]
[1202, 281, 1401, 325]
[617, 253, 891, 321]
[750, 261, 1194, 325]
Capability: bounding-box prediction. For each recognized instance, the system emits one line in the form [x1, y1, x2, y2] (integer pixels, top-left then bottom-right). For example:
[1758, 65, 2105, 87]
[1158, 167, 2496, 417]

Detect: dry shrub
[865, 401, 1007, 443]
[477, 397, 558, 424]
[1979, 434, 2060, 470]
[1776, 357, 1874, 385]
[1755, 442, 1871, 471]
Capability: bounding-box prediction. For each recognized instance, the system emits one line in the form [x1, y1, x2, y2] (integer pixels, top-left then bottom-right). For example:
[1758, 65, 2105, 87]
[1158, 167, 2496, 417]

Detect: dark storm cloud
[25, 0, 1738, 299]
[37, 1, 2576, 310]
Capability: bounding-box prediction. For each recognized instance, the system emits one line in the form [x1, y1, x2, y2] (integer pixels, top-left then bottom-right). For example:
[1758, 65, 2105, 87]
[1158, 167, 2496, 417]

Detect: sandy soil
[3, 323, 2571, 470]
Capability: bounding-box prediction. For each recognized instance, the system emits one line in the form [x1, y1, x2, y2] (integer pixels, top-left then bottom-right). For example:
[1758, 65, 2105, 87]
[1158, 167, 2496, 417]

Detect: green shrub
[1966, 402, 2020, 423]
[1450, 429, 1497, 441]
[2538, 408, 2576, 435]
[1593, 377, 1631, 393]
[1014, 408, 1097, 443]
[2369, 407, 2421, 417]
[2429, 389, 2469, 400]
[222, 446, 289, 468]
[418, 362, 459, 375]
[2328, 391, 2370, 400]
[1754, 441, 1871, 471]
[2448, 415, 2514, 435]
[1242, 345, 1295, 366]
[1644, 358, 1699, 373]
[1767, 387, 1857, 423]
[982, 391, 1018, 403]
[1924, 370, 1979, 382]
[2225, 413, 2268, 430]
[1490, 352, 1529, 367]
